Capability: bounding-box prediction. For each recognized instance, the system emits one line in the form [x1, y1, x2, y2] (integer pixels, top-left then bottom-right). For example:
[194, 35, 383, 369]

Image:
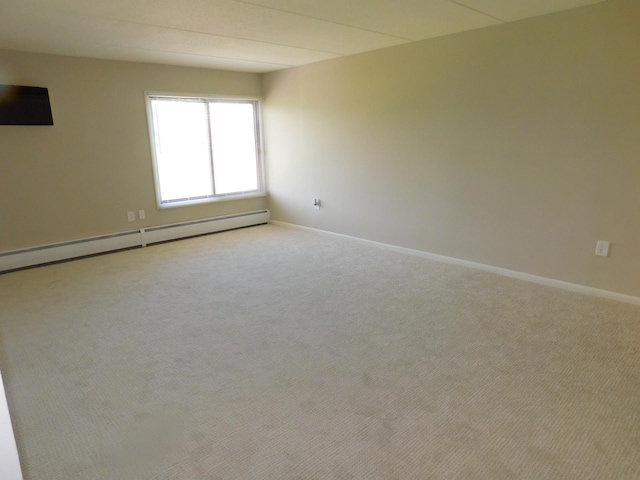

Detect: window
[146, 94, 265, 207]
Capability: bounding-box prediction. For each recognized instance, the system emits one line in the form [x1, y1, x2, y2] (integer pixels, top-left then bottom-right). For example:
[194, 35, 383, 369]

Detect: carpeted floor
[0, 224, 639, 479]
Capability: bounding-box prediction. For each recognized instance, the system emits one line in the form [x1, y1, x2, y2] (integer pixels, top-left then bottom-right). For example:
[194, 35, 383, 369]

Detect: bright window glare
[209, 103, 258, 194]
[148, 96, 263, 206]
[152, 100, 213, 201]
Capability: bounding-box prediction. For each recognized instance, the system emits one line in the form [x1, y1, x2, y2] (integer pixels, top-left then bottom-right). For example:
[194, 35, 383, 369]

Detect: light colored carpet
[0, 224, 639, 479]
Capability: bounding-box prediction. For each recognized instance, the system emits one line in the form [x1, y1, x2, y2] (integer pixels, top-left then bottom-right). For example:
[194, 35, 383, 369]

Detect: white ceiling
[0, 0, 606, 73]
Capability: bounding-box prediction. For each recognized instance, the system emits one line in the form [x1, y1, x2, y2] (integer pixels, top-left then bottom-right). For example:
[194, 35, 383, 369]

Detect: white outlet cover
[595, 240, 610, 257]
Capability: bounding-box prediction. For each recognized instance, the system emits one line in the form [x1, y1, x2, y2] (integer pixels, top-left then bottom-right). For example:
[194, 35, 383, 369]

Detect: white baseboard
[0, 232, 143, 272]
[270, 220, 640, 306]
[0, 371, 23, 480]
[0, 210, 270, 272]
[141, 210, 270, 245]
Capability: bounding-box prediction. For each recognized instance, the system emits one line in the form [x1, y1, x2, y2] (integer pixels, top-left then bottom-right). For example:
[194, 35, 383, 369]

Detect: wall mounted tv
[0, 85, 54, 125]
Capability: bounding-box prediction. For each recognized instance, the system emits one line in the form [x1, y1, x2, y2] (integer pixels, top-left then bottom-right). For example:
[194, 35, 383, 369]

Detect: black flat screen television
[0, 85, 54, 125]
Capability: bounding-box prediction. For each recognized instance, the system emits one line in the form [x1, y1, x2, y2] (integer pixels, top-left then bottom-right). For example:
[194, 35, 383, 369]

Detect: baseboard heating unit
[0, 209, 270, 272]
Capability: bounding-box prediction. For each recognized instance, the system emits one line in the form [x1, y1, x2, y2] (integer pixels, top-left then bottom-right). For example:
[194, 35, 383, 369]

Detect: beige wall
[0, 50, 266, 251]
[263, 0, 640, 297]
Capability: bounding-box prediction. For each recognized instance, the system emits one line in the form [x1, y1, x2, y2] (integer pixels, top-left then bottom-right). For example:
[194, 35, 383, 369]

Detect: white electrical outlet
[313, 198, 321, 210]
[127, 211, 136, 222]
[595, 240, 610, 257]
[138, 209, 146, 220]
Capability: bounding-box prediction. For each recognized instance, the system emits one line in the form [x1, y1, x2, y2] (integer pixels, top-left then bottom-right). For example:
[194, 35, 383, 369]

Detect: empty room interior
[1, 0, 639, 478]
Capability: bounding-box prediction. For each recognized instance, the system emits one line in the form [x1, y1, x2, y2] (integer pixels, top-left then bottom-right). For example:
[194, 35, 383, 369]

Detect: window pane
[151, 99, 213, 202]
[208, 102, 259, 195]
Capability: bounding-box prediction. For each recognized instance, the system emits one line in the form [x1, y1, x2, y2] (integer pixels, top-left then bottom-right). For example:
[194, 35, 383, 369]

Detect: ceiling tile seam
[93, 16, 349, 56]
[78, 40, 297, 67]
[231, 0, 415, 41]
[446, 0, 506, 23]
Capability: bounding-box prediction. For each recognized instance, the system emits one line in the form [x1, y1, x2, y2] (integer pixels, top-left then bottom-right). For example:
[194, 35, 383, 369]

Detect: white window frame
[145, 92, 266, 208]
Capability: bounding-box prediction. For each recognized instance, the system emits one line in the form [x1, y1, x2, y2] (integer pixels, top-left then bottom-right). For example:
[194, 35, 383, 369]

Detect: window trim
[145, 92, 266, 209]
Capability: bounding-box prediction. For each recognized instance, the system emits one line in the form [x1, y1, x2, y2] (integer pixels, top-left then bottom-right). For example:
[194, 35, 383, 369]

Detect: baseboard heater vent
[0, 209, 269, 272]
[140, 210, 269, 245]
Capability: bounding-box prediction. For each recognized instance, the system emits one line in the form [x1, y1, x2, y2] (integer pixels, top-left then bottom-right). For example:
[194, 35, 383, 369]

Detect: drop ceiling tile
[453, 0, 606, 22]
[0, 6, 339, 70]
[235, 0, 502, 40]
[79, 18, 341, 66]
[71, 45, 291, 72]
[23, 0, 407, 55]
